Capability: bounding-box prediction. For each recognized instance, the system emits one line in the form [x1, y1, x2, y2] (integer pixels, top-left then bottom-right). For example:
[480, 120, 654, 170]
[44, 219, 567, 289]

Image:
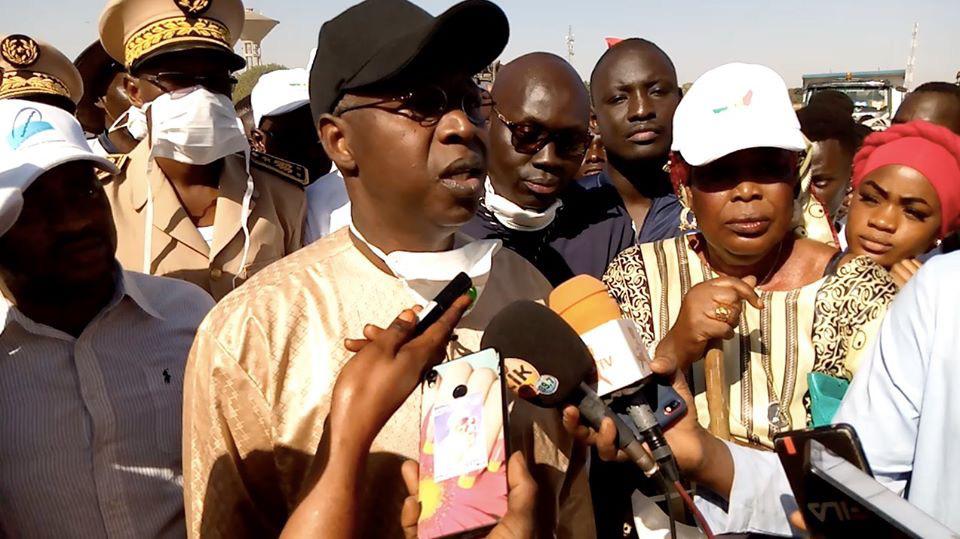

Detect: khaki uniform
[102, 140, 307, 300]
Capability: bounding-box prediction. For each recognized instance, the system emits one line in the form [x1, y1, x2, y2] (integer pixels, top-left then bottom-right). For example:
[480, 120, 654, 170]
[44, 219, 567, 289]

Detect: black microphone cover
[480, 300, 595, 407]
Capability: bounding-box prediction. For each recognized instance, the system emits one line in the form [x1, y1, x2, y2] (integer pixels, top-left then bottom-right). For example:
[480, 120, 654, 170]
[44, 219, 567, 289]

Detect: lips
[438, 155, 485, 199]
[626, 125, 662, 144]
[579, 163, 604, 177]
[521, 178, 560, 196]
[725, 216, 772, 237]
[857, 235, 893, 255]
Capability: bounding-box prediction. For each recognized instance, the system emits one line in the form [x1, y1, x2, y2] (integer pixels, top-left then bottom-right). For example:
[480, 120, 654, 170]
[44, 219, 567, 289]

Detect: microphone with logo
[479, 300, 660, 477]
[549, 275, 683, 482]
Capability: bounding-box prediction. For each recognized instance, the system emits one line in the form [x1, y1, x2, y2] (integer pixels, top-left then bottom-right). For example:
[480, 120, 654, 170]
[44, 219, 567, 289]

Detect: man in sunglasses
[462, 52, 634, 286]
[585, 38, 684, 242]
[183, 1, 594, 537]
[96, 0, 307, 301]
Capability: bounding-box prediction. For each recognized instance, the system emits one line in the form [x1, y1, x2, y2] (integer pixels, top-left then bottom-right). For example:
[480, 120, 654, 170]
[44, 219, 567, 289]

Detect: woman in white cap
[603, 63, 898, 449]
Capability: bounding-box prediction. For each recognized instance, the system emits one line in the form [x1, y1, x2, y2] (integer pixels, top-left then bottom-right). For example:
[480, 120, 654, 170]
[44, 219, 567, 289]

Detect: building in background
[240, 8, 279, 70]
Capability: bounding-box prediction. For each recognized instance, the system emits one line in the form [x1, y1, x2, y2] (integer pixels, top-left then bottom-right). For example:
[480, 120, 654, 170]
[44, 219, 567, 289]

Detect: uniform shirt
[303, 168, 350, 243]
[462, 182, 635, 286]
[183, 228, 596, 538]
[102, 140, 307, 300]
[697, 252, 960, 535]
[0, 269, 215, 539]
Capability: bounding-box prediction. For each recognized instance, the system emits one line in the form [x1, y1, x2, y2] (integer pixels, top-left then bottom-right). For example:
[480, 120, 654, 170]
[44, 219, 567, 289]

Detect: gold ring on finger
[712, 305, 733, 324]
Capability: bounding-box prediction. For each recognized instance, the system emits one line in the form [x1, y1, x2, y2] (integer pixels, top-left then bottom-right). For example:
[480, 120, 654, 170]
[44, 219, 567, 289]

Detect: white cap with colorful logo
[0, 99, 118, 237]
[672, 63, 805, 167]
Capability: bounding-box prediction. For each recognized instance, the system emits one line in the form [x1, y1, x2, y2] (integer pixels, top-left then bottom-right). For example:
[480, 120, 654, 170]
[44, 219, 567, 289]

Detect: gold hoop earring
[678, 190, 698, 232]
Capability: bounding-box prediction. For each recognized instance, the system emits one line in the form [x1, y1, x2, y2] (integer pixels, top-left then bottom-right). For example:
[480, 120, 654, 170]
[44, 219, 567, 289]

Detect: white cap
[251, 68, 310, 128]
[0, 100, 118, 237]
[672, 63, 805, 167]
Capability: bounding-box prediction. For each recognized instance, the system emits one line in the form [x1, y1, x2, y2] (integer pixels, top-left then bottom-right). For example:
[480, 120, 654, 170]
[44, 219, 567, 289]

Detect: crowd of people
[1, 0, 959, 537]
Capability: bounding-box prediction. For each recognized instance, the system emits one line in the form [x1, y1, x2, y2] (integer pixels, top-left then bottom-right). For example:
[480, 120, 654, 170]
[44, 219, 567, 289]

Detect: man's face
[487, 64, 591, 210]
[592, 45, 680, 164]
[578, 114, 606, 178]
[130, 51, 237, 106]
[808, 139, 854, 220]
[893, 92, 960, 134]
[0, 162, 117, 289]
[101, 71, 132, 125]
[331, 76, 489, 234]
[254, 105, 332, 179]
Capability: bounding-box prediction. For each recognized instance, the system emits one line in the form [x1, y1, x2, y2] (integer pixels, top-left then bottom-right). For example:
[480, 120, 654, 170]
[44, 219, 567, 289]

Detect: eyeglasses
[140, 72, 238, 96]
[492, 107, 592, 159]
[335, 85, 493, 126]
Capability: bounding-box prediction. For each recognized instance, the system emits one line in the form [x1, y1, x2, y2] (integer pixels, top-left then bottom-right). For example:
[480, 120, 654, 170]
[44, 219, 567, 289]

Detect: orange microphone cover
[548, 275, 621, 334]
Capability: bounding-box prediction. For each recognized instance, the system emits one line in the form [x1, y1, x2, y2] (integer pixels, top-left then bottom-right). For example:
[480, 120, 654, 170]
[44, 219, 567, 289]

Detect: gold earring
[678, 189, 698, 232]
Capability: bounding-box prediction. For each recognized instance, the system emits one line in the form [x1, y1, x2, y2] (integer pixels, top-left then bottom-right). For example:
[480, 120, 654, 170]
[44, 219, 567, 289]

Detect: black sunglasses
[335, 85, 493, 126]
[140, 72, 238, 95]
[493, 107, 592, 159]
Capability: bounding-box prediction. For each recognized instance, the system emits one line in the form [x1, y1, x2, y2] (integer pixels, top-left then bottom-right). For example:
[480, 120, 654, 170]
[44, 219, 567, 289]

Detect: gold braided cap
[99, 0, 245, 70]
[0, 35, 83, 105]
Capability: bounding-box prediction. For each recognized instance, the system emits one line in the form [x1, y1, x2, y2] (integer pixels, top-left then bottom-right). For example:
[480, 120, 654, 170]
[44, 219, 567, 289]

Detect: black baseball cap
[309, 0, 509, 121]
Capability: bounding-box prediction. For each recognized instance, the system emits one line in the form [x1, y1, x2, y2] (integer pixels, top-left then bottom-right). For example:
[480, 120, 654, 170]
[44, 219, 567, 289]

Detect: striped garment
[0, 269, 214, 538]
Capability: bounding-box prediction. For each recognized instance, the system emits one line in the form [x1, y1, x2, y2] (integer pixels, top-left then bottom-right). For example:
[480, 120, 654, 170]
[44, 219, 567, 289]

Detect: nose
[627, 91, 655, 122]
[730, 181, 763, 203]
[530, 140, 568, 174]
[867, 202, 897, 233]
[435, 108, 482, 148]
[584, 138, 604, 163]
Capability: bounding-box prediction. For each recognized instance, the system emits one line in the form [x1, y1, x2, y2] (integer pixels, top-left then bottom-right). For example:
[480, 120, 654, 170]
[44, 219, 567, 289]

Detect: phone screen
[417, 349, 509, 539]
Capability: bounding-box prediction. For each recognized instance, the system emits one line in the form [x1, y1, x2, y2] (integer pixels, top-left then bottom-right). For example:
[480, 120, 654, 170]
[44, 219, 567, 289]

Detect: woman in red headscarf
[837, 120, 960, 287]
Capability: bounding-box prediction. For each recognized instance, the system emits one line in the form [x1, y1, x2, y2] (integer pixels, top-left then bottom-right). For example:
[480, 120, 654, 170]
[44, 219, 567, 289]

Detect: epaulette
[98, 153, 129, 180]
[250, 150, 309, 187]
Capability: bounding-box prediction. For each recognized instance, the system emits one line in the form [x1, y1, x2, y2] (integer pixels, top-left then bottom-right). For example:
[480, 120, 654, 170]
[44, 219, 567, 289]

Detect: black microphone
[480, 300, 659, 477]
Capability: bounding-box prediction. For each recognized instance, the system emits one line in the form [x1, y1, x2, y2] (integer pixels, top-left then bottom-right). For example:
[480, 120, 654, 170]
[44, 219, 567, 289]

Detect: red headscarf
[852, 120, 960, 238]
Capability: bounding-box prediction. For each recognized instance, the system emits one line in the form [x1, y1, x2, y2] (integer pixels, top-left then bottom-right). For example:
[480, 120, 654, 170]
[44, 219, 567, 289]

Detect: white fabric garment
[304, 168, 350, 243]
[694, 252, 960, 535]
[0, 269, 215, 538]
[348, 222, 501, 307]
[198, 225, 215, 247]
[108, 105, 148, 142]
[482, 178, 561, 232]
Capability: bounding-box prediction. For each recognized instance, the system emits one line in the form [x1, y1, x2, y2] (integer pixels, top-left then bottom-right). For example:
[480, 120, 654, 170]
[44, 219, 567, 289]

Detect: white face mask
[483, 177, 561, 232]
[108, 105, 148, 141]
[148, 86, 249, 165]
[349, 222, 502, 307]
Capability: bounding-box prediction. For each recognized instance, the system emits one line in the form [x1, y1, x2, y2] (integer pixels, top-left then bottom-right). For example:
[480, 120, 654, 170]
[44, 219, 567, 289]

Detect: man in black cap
[183, 1, 594, 537]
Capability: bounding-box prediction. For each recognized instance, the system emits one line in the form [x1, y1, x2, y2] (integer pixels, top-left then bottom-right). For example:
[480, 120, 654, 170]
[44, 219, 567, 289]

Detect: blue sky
[8, 0, 959, 87]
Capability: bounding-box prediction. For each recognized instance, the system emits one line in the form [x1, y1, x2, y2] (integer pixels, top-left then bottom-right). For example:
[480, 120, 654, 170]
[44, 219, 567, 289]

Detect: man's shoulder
[122, 270, 216, 318]
[250, 151, 309, 189]
[490, 243, 552, 293]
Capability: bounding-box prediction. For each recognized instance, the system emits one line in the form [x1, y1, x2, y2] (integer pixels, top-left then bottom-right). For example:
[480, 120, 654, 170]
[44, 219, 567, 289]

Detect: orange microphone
[549, 275, 654, 396]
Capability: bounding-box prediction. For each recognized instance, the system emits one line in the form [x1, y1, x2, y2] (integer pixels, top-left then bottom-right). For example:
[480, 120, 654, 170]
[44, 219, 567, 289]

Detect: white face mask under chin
[148, 85, 249, 166]
[483, 178, 561, 232]
[141, 86, 255, 290]
[108, 105, 148, 141]
[349, 222, 501, 307]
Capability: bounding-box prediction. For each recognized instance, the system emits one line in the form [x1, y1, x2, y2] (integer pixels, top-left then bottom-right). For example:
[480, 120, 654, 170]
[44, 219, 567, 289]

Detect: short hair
[797, 103, 865, 156]
[912, 81, 960, 102]
[589, 38, 676, 92]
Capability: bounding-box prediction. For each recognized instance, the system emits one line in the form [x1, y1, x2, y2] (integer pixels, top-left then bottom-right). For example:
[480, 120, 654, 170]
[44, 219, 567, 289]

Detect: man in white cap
[0, 100, 215, 536]
[250, 68, 343, 243]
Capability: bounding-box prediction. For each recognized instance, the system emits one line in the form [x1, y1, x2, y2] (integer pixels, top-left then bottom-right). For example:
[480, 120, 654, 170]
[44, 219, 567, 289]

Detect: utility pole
[905, 22, 919, 91]
[565, 25, 575, 65]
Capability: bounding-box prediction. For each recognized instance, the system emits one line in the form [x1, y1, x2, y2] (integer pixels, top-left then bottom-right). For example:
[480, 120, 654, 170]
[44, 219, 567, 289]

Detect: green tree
[233, 63, 286, 103]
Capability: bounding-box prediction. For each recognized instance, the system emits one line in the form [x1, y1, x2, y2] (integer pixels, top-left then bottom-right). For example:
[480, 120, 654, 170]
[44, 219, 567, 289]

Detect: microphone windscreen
[480, 300, 595, 407]
[548, 275, 622, 334]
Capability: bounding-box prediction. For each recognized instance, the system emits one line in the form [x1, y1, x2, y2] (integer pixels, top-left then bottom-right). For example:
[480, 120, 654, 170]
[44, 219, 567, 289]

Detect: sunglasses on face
[493, 107, 592, 159]
[335, 84, 493, 126]
[140, 72, 238, 96]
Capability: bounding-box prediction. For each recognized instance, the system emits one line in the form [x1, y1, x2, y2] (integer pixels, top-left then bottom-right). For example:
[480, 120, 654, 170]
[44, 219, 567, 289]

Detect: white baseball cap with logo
[0, 99, 118, 237]
[672, 63, 805, 167]
[251, 68, 311, 128]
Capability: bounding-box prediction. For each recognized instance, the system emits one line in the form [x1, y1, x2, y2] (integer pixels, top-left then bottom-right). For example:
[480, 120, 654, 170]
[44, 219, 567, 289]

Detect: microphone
[549, 275, 680, 481]
[480, 300, 659, 477]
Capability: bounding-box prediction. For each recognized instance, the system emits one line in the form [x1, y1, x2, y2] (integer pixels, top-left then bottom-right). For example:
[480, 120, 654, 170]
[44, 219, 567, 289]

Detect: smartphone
[773, 423, 872, 533]
[418, 349, 509, 539]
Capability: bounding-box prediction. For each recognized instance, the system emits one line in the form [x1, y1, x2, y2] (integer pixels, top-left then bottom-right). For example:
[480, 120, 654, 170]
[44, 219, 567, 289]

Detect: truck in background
[802, 70, 907, 131]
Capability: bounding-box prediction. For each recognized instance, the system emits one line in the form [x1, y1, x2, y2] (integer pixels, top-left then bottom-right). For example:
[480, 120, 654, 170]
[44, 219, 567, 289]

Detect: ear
[124, 75, 144, 108]
[249, 128, 268, 153]
[317, 114, 357, 174]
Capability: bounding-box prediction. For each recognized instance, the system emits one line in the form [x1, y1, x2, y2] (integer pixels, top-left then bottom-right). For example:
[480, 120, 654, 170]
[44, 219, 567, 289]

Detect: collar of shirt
[0, 264, 164, 340]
